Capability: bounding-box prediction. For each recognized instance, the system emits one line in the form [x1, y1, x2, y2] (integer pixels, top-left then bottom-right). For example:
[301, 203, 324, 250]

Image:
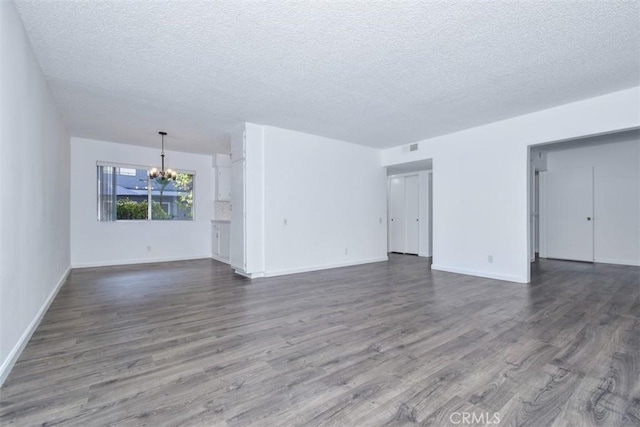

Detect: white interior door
[544, 167, 594, 262]
[404, 175, 420, 254]
[389, 177, 406, 252]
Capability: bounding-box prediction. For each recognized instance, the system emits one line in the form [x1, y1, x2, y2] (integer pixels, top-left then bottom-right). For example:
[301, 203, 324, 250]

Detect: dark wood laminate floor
[1, 255, 639, 426]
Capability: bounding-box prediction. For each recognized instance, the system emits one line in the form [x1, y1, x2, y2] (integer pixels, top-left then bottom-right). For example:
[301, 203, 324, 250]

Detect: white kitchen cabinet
[212, 221, 230, 263]
[212, 153, 232, 168]
[216, 167, 231, 201]
[212, 224, 221, 256]
[219, 223, 230, 260]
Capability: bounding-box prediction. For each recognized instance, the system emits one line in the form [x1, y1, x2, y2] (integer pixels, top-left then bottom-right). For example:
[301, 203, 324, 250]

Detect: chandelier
[149, 131, 177, 181]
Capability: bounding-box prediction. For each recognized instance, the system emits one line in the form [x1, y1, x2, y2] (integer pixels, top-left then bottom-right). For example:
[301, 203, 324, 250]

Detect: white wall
[240, 125, 388, 276]
[0, 2, 70, 385]
[244, 123, 266, 274]
[541, 136, 640, 266]
[70, 138, 213, 267]
[229, 127, 246, 272]
[228, 124, 267, 276]
[382, 87, 640, 283]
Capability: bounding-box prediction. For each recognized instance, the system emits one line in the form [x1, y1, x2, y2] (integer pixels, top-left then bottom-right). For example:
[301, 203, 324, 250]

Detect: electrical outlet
[345, 248, 349, 255]
[488, 255, 493, 263]
[283, 218, 287, 225]
[147, 245, 152, 252]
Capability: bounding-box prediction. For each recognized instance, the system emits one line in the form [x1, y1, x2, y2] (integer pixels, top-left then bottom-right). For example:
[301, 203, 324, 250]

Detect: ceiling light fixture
[149, 131, 177, 181]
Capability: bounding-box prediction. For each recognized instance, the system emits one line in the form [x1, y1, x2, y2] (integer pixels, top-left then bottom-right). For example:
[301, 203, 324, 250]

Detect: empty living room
[1, 1, 639, 426]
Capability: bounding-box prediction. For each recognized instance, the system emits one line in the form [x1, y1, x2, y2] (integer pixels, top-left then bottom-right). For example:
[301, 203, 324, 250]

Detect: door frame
[386, 171, 432, 257]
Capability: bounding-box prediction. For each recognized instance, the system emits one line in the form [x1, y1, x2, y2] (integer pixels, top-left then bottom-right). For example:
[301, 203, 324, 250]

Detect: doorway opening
[386, 159, 433, 260]
[528, 129, 640, 271]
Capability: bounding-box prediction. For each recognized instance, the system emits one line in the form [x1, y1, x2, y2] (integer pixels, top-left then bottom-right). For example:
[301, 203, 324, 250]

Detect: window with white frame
[97, 163, 194, 221]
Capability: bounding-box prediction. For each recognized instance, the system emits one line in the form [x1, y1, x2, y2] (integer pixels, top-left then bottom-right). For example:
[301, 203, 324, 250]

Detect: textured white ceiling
[13, 1, 640, 154]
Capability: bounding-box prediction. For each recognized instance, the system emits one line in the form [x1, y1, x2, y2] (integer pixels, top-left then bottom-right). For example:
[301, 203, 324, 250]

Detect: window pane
[115, 168, 149, 220]
[97, 165, 117, 221]
[150, 173, 194, 220]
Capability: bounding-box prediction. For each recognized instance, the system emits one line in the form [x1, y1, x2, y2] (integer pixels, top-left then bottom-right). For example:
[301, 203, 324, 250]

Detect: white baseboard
[233, 269, 265, 278]
[210, 254, 231, 265]
[418, 252, 432, 258]
[431, 264, 528, 284]
[595, 258, 640, 267]
[538, 255, 639, 267]
[264, 256, 389, 278]
[0, 267, 70, 387]
[71, 255, 211, 269]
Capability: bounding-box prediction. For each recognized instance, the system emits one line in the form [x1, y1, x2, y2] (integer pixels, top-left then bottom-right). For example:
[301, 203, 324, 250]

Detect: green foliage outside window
[116, 199, 168, 220]
[175, 173, 194, 219]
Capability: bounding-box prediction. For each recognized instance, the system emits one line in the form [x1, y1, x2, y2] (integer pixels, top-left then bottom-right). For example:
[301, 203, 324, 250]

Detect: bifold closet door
[389, 175, 420, 254]
[389, 177, 406, 253]
[404, 175, 420, 254]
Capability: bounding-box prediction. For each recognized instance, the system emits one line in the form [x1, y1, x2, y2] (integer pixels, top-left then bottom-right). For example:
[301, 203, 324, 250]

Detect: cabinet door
[230, 130, 246, 162]
[213, 153, 231, 167]
[217, 167, 231, 201]
[220, 224, 230, 260]
[212, 226, 220, 256]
